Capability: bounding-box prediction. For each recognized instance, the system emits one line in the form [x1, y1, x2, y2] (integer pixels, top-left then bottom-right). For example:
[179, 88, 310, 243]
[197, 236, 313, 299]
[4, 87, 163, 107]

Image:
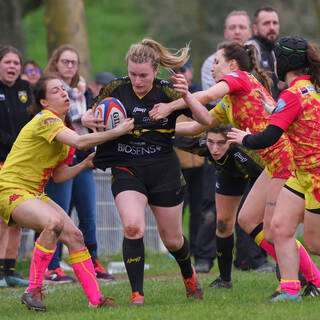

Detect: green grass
[1, 253, 320, 320]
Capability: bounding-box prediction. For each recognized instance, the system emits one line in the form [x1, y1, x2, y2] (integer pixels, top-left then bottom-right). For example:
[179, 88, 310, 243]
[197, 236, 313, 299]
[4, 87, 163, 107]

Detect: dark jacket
[247, 35, 280, 99]
[0, 78, 32, 162]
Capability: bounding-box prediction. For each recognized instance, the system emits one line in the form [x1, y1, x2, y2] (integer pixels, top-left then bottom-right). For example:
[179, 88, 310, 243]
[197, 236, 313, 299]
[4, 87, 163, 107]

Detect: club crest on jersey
[18, 90, 28, 103]
[273, 98, 286, 113]
[0, 93, 5, 101]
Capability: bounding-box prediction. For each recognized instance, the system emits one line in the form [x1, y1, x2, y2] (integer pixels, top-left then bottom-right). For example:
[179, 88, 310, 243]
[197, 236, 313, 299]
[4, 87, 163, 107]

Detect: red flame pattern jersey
[210, 70, 293, 178]
[269, 75, 320, 173]
[0, 109, 74, 194]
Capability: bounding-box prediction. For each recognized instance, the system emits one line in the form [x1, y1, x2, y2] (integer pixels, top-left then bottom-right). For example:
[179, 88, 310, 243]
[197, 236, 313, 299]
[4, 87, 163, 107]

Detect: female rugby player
[0, 74, 133, 311]
[228, 36, 320, 302]
[83, 38, 204, 306]
[150, 41, 320, 297]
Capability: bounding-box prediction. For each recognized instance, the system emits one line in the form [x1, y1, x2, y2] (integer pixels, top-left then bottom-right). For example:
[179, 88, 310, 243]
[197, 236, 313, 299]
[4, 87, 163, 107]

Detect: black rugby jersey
[93, 77, 186, 170]
[211, 145, 264, 181]
[173, 136, 265, 181]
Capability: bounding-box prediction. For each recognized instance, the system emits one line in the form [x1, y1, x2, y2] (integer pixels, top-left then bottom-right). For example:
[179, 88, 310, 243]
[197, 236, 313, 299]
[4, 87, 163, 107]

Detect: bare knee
[217, 219, 227, 234]
[270, 218, 295, 243]
[68, 228, 84, 246]
[163, 235, 183, 251]
[45, 216, 64, 238]
[217, 218, 234, 236]
[124, 224, 144, 239]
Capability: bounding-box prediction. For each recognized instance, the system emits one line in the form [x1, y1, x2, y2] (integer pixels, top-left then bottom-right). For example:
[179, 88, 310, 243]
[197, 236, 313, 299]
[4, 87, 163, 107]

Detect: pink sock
[69, 247, 103, 305]
[27, 241, 56, 292]
[297, 240, 320, 287]
[280, 279, 301, 295]
[254, 230, 278, 262]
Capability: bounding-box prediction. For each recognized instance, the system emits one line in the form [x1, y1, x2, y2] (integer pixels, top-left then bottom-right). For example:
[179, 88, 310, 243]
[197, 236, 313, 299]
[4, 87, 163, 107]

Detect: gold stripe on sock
[69, 249, 91, 264]
[296, 239, 302, 248]
[254, 230, 264, 246]
[35, 241, 55, 254]
[281, 279, 300, 283]
[80, 261, 99, 289]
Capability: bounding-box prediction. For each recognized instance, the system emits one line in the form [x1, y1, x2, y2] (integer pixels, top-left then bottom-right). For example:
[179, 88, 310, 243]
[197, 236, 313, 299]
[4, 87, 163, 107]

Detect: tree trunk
[43, 0, 92, 82]
[0, 0, 26, 56]
[194, 0, 207, 82]
[313, 0, 320, 34]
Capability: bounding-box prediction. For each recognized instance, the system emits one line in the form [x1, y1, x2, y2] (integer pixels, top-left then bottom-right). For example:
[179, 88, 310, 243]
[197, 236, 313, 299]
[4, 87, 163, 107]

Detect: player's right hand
[116, 118, 134, 135]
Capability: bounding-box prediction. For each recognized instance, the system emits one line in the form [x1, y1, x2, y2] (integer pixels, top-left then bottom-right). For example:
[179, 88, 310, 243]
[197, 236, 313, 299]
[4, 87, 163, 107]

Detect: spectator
[173, 61, 204, 258]
[42, 44, 114, 284]
[201, 10, 252, 92]
[0, 45, 32, 288]
[247, 5, 281, 98]
[91, 72, 115, 98]
[22, 60, 42, 85]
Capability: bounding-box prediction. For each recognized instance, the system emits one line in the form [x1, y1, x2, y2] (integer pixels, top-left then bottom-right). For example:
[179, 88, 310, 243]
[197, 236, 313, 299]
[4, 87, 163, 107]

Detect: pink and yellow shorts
[0, 187, 50, 225]
[285, 169, 320, 213]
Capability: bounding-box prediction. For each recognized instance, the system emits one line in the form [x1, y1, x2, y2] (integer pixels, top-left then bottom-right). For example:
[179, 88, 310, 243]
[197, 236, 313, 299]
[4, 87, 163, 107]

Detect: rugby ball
[94, 97, 127, 131]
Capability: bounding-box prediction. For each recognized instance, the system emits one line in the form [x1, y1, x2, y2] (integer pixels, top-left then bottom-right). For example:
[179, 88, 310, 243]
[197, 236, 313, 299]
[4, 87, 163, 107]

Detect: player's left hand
[227, 127, 251, 144]
[149, 103, 171, 120]
[81, 109, 105, 131]
[170, 74, 189, 97]
[83, 152, 96, 168]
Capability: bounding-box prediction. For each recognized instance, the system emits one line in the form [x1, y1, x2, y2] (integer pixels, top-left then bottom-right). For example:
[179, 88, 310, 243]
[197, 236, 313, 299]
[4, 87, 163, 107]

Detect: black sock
[4, 259, 15, 276]
[123, 237, 145, 296]
[169, 235, 193, 279]
[216, 234, 234, 282]
[0, 259, 4, 275]
[86, 243, 98, 264]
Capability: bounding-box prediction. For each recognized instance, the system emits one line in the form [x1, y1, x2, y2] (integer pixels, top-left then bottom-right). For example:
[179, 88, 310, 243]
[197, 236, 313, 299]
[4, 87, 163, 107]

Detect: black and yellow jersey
[173, 135, 265, 181]
[93, 77, 186, 170]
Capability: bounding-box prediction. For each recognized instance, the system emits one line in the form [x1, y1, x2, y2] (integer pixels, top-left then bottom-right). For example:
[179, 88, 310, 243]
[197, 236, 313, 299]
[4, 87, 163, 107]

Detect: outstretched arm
[227, 125, 284, 149]
[55, 118, 134, 150]
[149, 77, 230, 125]
[175, 116, 219, 137]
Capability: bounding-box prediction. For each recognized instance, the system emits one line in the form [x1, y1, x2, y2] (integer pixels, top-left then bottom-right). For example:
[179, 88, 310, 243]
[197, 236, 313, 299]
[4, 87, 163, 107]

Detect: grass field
[1, 252, 320, 320]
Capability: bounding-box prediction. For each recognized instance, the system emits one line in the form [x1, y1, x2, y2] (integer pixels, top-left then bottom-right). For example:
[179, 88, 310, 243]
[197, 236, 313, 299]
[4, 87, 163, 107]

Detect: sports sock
[69, 247, 103, 305]
[0, 259, 4, 274]
[296, 240, 320, 287]
[4, 259, 16, 276]
[27, 240, 56, 292]
[251, 225, 320, 286]
[123, 237, 145, 296]
[216, 234, 234, 282]
[169, 235, 193, 279]
[280, 279, 301, 295]
[250, 223, 278, 262]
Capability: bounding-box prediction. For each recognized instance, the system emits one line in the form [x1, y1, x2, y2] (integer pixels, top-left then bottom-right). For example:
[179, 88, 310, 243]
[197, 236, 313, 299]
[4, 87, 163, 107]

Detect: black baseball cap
[94, 72, 116, 85]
